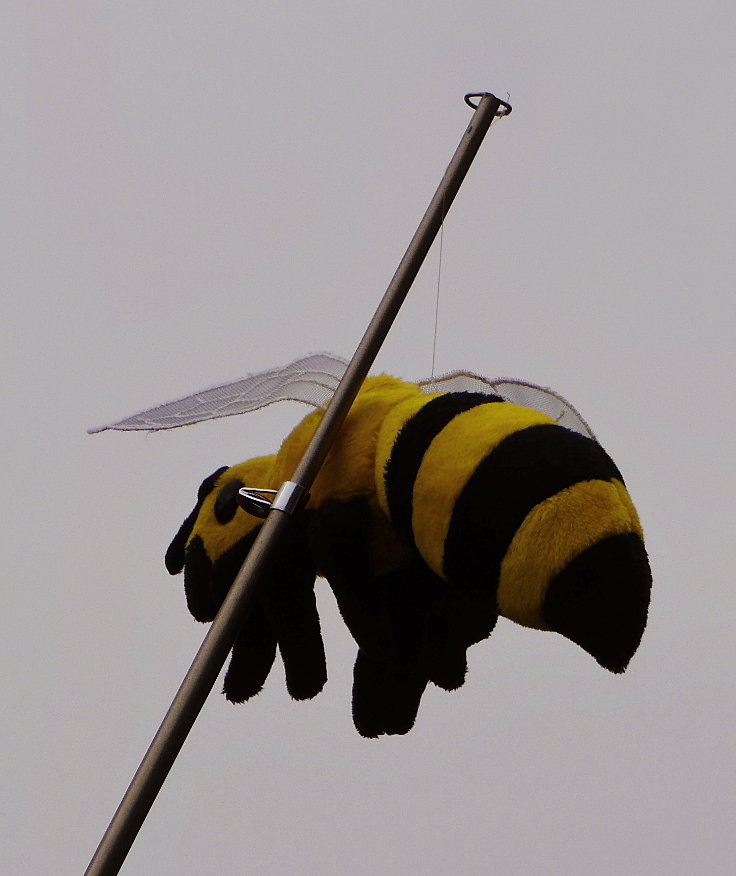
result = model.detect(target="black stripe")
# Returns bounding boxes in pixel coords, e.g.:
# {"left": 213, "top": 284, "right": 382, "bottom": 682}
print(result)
{"left": 543, "top": 532, "right": 651, "bottom": 673}
{"left": 384, "top": 392, "right": 502, "bottom": 543}
{"left": 443, "top": 423, "right": 623, "bottom": 589}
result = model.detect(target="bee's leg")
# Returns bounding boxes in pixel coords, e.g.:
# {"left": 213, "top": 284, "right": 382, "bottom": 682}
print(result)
{"left": 216, "top": 522, "right": 327, "bottom": 702}
{"left": 307, "top": 498, "right": 394, "bottom": 657}
{"left": 181, "top": 534, "right": 221, "bottom": 622}
{"left": 309, "top": 499, "right": 490, "bottom": 735}
{"left": 424, "top": 580, "right": 499, "bottom": 691}
{"left": 409, "top": 564, "right": 472, "bottom": 691}
{"left": 358, "top": 562, "right": 442, "bottom": 736}
{"left": 262, "top": 520, "right": 327, "bottom": 700}
{"left": 308, "top": 498, "right": 431, "bottom": 736}
{"left": 352, "top": 649, "right": 426, "bottom": 738}
{"left": 224, "top": 603, "right": 278, "bottom": 702}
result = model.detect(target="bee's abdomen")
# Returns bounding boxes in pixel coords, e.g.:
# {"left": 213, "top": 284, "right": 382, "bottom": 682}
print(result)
{"left": 543, "top": 531, "right": 651, "bottom": 672}
{"left": 443, "top": 423, "right": 625, "bottom": 592}
{"left": 383, "top": 388, "right": 651, "bottom": 672}
{"left": 383, "top": 392, "right": 500, "bottom": 544}
{"left": 387, "top": 399, "right": 558, "bottom": 577}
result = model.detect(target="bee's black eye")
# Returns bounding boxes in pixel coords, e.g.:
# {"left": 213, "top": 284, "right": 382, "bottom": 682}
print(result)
{"left": 214, "top": 479, "right": 245, "bottom": 524}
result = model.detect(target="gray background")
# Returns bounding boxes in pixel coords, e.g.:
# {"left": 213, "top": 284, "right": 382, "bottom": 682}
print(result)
{"left": 5, "top": 2, "right": 735, "bottom": 873}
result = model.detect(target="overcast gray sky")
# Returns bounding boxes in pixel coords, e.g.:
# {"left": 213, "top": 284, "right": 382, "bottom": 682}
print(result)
{"left": 5, "top": 2, "right": 735, "bottom": 873}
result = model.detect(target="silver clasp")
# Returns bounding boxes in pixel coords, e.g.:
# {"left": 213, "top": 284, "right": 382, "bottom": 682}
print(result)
{"left": 237, "top": 481, "right": 309, "bottom": 518}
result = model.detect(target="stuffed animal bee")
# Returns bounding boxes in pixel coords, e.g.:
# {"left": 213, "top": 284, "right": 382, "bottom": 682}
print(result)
{"left": 94, "top": 354, "right": 652, "bottom": 737}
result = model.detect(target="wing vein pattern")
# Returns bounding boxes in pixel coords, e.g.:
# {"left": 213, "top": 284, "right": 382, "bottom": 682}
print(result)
{"left": 89, "top": 353, "right": 595, "bottom": 441}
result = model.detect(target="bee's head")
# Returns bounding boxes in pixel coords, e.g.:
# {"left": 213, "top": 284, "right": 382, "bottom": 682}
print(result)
{"left": 164, "top": 456, "right": 277, "bottom": 622}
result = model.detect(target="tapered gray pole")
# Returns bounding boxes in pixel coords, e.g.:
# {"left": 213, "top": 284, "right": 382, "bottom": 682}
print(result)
{"left": 85, "top": 91, "right": 509, "bottom": 876}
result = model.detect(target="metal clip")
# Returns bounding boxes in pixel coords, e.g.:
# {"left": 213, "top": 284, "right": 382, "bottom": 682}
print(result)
{"left": 237, "top": 487, "right": 278, "bottom": 518}
{"left": 237, "top": 481, "right": 309, "bottom": 518}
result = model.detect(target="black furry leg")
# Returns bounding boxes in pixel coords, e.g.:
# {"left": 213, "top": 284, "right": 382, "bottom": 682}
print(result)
{"left": 309, "top": 497, "right": 487, "bottom": 736}
{"left": 352, "top": 650, "right": 428, "bottom": 738}
{"left": 224, "top": 604, "right": 278, "bottom": 702}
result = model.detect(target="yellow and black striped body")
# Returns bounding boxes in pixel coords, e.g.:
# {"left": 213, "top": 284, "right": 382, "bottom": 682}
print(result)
{"left": 373, "top": 387, "right": 650, "bottom": 672}
{"left": 170, "top": 373, "right": 651, "bottom": 700}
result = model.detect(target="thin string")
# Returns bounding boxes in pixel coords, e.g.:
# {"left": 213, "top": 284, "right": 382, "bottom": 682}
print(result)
{"left": 431, "top": 211, "right": 444, "bottom": 379}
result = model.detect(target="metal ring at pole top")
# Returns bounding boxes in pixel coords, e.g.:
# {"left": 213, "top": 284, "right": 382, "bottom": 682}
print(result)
{"left": 464, "top": 92, "right": 512, "bottom": 115}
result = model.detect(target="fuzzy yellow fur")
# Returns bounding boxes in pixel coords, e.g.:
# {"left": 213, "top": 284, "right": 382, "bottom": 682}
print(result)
{"left": 188, "top": 456, "right": 275, "bottom": 562}
{"left": 497, "top": 478, "right": 643, "bottom": 629}
{"left": 273, "top": 375, "right": 430, "bottom": 507}
{"left": 191, "top": 377, "right": 428, "bottom": 573}
{"left": 411, "top": 403, "right": 555, "bottom": 577}
{"left": 274, "top": 375, "right": 430, "bottom": 573}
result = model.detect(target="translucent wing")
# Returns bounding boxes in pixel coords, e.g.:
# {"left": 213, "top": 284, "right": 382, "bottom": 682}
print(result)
{"left": 418, "top": 371, "right": 596, "bottom": 441}
{"left": 89, "top": 353, "right": 595, "bottom": 442}
{"left": 88, "top": 353, "right": 348, "bottom": 433}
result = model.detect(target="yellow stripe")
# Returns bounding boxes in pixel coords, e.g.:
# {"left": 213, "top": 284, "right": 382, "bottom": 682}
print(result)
{"left": 497, "top": 478, "right": 642, "bottom": 629}
{"left": 272, "top": 375, "right": 426, "bottom": 508}
{"left": 411, "top": 403, "right": 554, "bottom": 577}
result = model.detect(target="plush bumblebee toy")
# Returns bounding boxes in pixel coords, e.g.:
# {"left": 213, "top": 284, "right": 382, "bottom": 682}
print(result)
{"left": 94, "top": 354, "right": 652, "bottom": 737}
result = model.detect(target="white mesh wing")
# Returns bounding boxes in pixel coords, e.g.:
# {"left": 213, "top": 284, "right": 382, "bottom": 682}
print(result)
{"left": 88, "top": 353, "right": 348, "bottom": 433}
{"left": 89, "top": 353, "right": 595, "bottom": 442}
{"left": 418, "top": 371, "right": 596, "bottom": 440}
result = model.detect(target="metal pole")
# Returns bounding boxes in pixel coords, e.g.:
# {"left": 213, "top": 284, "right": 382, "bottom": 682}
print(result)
{"left": 292, "top": 92, "right": 508, "bottom": 488}
{"left": 85, "top": 92, "right": 509, "bottom": 876}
